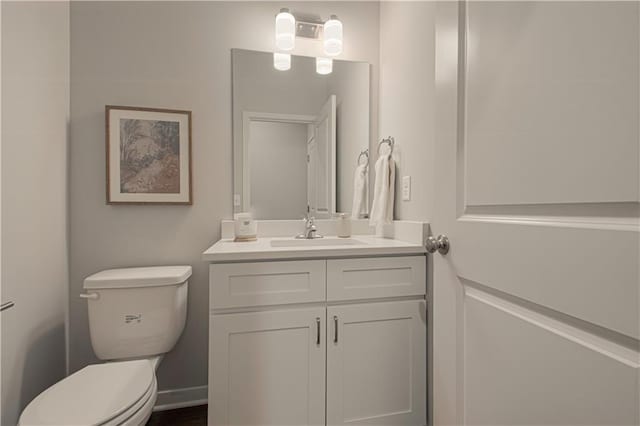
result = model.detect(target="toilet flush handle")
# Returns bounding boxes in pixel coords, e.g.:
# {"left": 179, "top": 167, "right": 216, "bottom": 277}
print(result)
{"left": 79, "top": 292, "right": 100, "bottom": 300}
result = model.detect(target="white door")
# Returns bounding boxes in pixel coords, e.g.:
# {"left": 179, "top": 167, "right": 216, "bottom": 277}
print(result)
{"left": 209, "top": 308, "right": 326, "bottom": 426}
{"left": 310, "top": 95, "right": 337, "bottom": 219}
{"left": 326, "top": 300, "right": 426, "bottom": 426}
{"left": 432, "top": 2, "right": 639, "bottom": 426}
{"left": 307, "top": 125, "right": 318, "bottom": 216}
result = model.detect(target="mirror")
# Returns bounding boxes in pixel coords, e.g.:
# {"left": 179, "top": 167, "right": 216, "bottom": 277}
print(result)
{"left": 232, "top": 48, "right": 370, "bottom": 220}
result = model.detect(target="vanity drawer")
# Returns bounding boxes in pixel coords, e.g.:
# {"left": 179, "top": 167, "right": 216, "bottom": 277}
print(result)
{"left": 210, "top": 260, "right": 326, "bottom": 309}
{"left": 327, "top": 256, "right": 426, "bottom": 301}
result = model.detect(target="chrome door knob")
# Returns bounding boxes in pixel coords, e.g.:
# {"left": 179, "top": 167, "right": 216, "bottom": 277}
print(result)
{"left": 426, "top": 235, "right": 450, "bottom": 255}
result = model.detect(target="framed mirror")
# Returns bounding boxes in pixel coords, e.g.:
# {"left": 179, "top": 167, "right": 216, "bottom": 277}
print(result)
{"left": 232, "top": 48, "right": 370, "bottom": 220}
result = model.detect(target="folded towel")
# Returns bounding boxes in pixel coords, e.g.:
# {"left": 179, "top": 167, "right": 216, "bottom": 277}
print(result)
{"left": 369, "top": 145, "right": 395, "bottom": 228}
{"left": 351, "top": 164, "right": 368, "bottom": 218}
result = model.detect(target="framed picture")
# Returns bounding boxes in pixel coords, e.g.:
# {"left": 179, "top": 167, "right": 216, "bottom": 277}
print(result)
{"left": 106, "top": 105, "right": 192, "bottom": 204}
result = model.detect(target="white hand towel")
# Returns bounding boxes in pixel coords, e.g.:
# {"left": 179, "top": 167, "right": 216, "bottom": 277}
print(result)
{"left": 351, "top": 164, "right": 368, "bottom": 218}
{"left": 369, "top": 146, "right": 395, "bottom": 228}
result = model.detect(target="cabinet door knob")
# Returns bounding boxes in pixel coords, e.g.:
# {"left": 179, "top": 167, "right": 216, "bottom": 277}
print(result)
{"left": 426, "top": 235, "right": 450, "bottom": 255}
{"left": 333, "top": 316, "right": 339, "bottom": 343}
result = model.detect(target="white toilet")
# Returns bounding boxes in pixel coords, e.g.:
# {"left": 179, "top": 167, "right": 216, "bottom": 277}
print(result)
{"left": 19, "top": 265, "right": 192, "bottom": 426}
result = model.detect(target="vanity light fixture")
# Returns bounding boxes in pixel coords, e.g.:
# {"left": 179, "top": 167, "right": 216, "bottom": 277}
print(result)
{"left": 323, "top": 15, "right": 343, "bottom": 56}
{"left": 275, "top": 8, "right": 296, "bottom": 51}
{"left": 316, "top": 57, "right": 333, "bottom": 75}
{"left": 273, "top": 52, "right": 291, "bottom": 71}
{"left": 273, "top": 9, "right": 342, "bottom": 73}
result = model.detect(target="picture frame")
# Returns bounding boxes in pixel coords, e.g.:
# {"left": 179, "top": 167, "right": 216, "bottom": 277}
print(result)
{"left": 106, "top": 105, "right": 192, "bottom": 204}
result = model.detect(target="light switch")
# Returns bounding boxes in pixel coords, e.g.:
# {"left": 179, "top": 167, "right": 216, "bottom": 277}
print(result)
{"left": 234, "top": 194, "right": 241, "bottom": 207}
{"left": 402, "top": 176, "right": 411, "bottom": 201}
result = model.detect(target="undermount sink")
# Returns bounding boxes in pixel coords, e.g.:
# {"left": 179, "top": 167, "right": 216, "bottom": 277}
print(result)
{"left": 270, "top": 238, "right": 365, "bottom": 248}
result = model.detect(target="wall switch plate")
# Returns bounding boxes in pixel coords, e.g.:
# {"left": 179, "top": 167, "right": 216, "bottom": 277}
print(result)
{"left": 233, "top": 194, "right": 241, "bottom": 207}
{"left": 402, "top": 176, "right": 411, "bottom": 201}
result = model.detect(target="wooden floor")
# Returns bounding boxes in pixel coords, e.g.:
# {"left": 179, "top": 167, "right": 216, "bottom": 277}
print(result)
{"left": 146, "top": 405, "right": 207, "bottom": 426}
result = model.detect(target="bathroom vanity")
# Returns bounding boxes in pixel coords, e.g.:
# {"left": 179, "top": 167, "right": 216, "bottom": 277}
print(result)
{"left": 203, "top": 221, "right": 428, "bottom": 426}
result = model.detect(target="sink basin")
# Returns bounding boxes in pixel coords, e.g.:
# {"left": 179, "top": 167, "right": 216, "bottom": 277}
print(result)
{"left": 270, "top": 238, "right": 365, "bottom": 248}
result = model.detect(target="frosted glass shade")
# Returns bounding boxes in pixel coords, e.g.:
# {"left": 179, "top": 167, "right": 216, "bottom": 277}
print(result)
{"left": 273, "top": 52, "right": 291, "bottom": 71}
{"left": 316, "top": 57, "right": 333, "bottom": 75}
{"left": 323, "top": 15, "right": 343, "bottom": 56}
{"left": 275, "top": 9, "right": 295, "bottom": 51}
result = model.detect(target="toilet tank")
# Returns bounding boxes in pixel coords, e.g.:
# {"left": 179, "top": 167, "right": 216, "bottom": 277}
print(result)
{"left": 83, "top": 266, "right": 192, "bottom": 361}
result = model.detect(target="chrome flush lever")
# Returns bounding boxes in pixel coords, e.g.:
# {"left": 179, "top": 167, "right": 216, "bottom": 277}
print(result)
{"left": 79, "top": 293, "right": 100, "bottom": 300}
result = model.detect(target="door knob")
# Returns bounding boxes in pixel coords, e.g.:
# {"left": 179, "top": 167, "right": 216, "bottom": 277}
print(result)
{"left": 426, "top": 235, "right": 450, "bottom": 255}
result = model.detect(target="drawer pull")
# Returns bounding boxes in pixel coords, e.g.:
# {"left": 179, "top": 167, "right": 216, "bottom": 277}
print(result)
{"left": 316, "top": 317, "right": 321, "bottom": 345}
{"left": 1, "top": 301, "right": 14, "bottom": 312}
{"left": 333, "top": 315, "right": 339, "bottom": 343}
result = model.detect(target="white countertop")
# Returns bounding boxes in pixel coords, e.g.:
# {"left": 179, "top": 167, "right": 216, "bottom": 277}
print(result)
{"left": 202, "top": 235, "right": 426, "bottom": 262}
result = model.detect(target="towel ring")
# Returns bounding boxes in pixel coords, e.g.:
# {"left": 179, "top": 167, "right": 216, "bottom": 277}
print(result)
{"left": 378, "top": 136, "right": 395, "bottom": 155}
{"left": 357, "top": 149, "right": 369, "bottom": 166}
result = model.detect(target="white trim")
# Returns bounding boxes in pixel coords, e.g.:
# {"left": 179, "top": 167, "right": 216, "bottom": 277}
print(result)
{"left": 241, "top": 111, "right": 317, "bottom": 212}
{"left": 153, "top": 385, "right": 208, "bottom": 412}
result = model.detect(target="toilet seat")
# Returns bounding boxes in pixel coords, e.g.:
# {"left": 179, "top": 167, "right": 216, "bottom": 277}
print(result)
{"left": 105, "top": 375, "right": 157, "bottom": 426}
{"left": 19, "top": 359, "right": 155, "bottom": 426}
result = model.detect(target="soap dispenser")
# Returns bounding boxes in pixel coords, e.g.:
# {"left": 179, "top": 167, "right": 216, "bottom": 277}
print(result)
{"left": 336, "top": 213, "right": 352, "bottom": 238}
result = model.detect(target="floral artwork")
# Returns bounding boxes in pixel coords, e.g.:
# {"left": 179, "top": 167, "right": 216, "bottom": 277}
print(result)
{"left": 119, "top": 119, "right": 180, "bottom": 194}
{"left": 106, "top": 106, "right": 192, "bottom": 204}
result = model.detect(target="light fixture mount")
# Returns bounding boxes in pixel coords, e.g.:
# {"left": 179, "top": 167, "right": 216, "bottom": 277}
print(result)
{"left": 295, "top": 15, "right": 324, "bottom": 39}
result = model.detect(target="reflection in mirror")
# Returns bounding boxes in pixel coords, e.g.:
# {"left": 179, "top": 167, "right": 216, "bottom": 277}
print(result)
{"left": 232, "top": 49, "right": 370, "bottom": 220}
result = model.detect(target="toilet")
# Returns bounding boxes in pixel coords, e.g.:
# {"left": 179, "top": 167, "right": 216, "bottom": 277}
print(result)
{"left": 19, "top": 265, "right": 192, "bottom": 426}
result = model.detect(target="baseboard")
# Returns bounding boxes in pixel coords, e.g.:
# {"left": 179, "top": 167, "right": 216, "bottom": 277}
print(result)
{"left": 153, "top": 385, "right": 208, "bottom": 412}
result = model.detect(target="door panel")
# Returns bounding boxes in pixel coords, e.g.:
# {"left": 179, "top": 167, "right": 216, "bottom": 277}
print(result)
{"left": 455, "top": 220, "right": 639, "bottom": 338}
{"left": 464, "top": 288, "right": 638, "bottom": 426}
{"left": 465, "top": 1, "right": 639, "bottom": 205}
{"left": 209, "top": 308, "right": 326, "bottom": 426}
{"left": 433, "top": 2, "right": 640, "bottom": 425}
{"left": 327, "top": 301, "right": 426, "bottom": 426}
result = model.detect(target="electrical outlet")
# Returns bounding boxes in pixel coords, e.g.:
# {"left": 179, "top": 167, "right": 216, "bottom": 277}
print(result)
{"left": 402, "top": 176, "right": 411, "bottom": 201}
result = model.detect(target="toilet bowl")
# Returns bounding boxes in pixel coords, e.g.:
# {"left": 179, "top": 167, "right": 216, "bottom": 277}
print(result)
{"left": 19, "top": 266, "right": 192, "bottom": 426}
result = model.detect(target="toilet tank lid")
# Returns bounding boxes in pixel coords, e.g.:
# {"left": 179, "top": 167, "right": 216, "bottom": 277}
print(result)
{"left": 84, "top": 265, "right": 192, "bottom": 289}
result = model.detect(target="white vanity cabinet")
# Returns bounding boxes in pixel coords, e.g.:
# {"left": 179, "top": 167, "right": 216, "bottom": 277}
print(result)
{"left": 208, "top": 255, "right": 427, "bottom": 426}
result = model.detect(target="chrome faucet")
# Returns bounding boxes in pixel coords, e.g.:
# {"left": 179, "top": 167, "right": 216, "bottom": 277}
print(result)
{"left": 296, "top": 214, "right": 323, "bottom": 239}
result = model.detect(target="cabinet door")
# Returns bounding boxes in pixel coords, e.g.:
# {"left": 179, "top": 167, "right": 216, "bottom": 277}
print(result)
{"left": 327, "top": 300, "right": 426, "bottom": 426}
{"left": 210, "top": 308, "right": 326, "bottom": 426}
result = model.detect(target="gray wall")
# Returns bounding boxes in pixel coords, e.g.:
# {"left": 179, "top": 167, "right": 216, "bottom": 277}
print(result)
{"left": 69, "top": 1, "right": 379, "bottom": 393}
{"left": 1, "top": 2, "right": 69, "bottom": 424}
{"left": 378, "top": 5, "right": 436, "bottom": 424}
{"left": 379, "top": 1, "right": 436, "bottom": 222}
